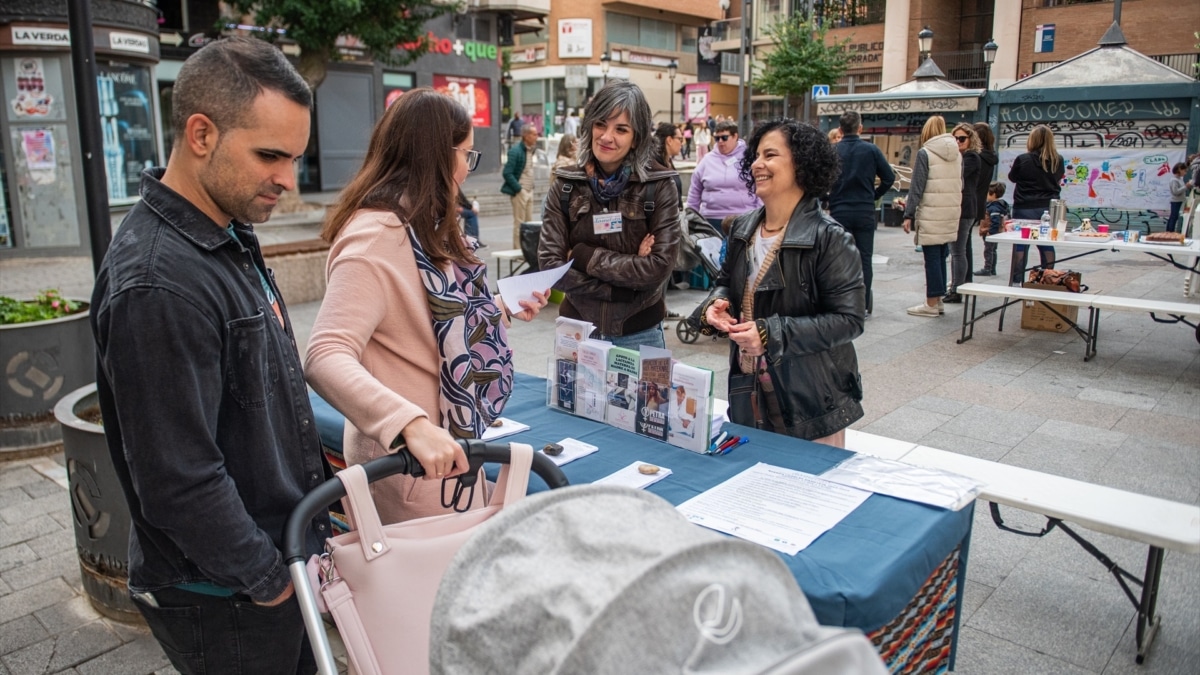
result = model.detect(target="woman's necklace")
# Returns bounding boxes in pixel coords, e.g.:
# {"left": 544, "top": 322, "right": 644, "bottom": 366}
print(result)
{"left": 761, "top": 222, "right": 786, "bottom": 235}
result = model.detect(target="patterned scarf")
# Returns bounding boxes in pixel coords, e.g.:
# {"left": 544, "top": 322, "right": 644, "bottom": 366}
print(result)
{"left": 587, "top": 162, "right": 632, "bottom": 205}
{"left": 408, "top": 233, "right": 514, "bottom": 439}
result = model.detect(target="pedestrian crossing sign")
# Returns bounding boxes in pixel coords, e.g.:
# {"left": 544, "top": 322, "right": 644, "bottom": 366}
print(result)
{"left": 812, "top": 84, "right": 830, "bottom": 98}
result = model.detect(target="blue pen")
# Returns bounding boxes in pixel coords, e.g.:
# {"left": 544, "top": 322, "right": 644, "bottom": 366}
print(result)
{"left": 721, "top": 437, "right": 749, "bottom": 455}
{"left": 709, "top": 431, "right": 729, "bottom": 454}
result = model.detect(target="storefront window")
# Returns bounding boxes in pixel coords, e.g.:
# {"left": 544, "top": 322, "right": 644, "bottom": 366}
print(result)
{"left": 97, "top": 62, "right": 159, "bottom": 205}
{"left": 383, "top": 72, "right": 414, "bottom": 108}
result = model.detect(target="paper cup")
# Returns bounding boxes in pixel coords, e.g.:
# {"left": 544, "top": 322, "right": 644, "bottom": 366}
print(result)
{"left": 1020, "top": 226, "right": 1031, "bottom": 239}
{"left": 1096, "top": 224, "right": 1109, "bottom": 234}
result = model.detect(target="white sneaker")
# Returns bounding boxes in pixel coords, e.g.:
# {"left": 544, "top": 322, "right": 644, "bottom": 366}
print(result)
{"left": 907, "top": 303, "right": 940, "bottom": 317}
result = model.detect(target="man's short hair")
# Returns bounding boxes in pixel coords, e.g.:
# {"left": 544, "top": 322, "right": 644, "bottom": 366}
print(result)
{"left": 715, "top": 120, "right": 739, "bottom": 136}
{"left": 838, "top": 111, "right": 861, "bottom": 135}
{"left": 521, "top": 124, "right": 538, "bottom": 136}
{"left": 988, "top": 181, "right": 1006, "bottom": 197}
{"left": 170, "top": 37, "right": 310, "bottom": 141}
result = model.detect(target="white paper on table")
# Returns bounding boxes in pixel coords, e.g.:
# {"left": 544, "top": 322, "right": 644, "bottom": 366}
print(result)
{"left": 594, "top": 461, "right": 672, "bottom": 489}
{"left": 480, "top": 417, "right": 530, "bottom": 441}
{"left": 496, "top": 261, "right": 573, "bottom": 308}
{"left": 711, "top": 398, "right": 729, "bottom": 438}
{"left": 821, "top": 455, "right": 981, "bottom": 512}
{"left": 676, "top": 462, "right": 871, "bottom": 555}
{"left": 540, "top": 438, "right": 599, "bottom": 466}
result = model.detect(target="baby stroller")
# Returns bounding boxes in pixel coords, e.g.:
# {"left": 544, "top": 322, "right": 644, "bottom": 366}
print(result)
{"left": 429, "top": 485, "right": 889, "bottom": 674}
{"left": 283, "top": 439, "right": 570, "bottom": 675}
{"left": 672, "top": 206, "right": 725, "bottom": 344}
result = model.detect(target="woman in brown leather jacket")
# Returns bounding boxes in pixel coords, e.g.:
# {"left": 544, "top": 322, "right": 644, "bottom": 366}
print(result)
{"left": 691, "top": 119, "right": 865, "bottom": 447}
{"left": 538, "top": 80, "right": 681, "bottom": 349}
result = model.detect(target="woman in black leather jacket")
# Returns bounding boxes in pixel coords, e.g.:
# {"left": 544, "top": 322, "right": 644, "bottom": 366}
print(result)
{"left": 690, "top": 119, "right": 865, "bottom": 447}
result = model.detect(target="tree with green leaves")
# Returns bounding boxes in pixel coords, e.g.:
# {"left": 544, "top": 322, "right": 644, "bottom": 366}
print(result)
{"left": 754, "top": 14, "right": 850, "bottom": 110}
{"left": 227, "top": 0, "right": 455, "bottom": 88}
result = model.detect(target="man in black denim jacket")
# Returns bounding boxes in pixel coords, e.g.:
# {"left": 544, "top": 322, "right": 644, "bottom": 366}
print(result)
{"left": 91, "top": 38, "right": 329, "bottom": 674}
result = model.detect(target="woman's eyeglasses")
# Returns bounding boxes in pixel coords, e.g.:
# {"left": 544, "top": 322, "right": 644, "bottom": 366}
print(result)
{"left": 714, "top": 134, "right": 732, "bottom": 142}
{"left": 452, "top": 147, "right": 482, "bottom": 172}
{"left": 954, "top": 136, "right": 969, "bottom": 143}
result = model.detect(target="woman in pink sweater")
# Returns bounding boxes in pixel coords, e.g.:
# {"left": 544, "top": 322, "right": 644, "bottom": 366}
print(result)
{"left": 305, "top": 89, "right": 546, "bottom": 523}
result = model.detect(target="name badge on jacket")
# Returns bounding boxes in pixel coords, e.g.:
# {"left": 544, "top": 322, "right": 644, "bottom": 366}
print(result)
{"left": 593, "top": 211, "right": 623, "bottom": 235}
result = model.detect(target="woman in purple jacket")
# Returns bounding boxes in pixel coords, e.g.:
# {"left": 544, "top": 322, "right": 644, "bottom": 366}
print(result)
{"left": 687, "top": 120, "right": 762, "bottom": 230}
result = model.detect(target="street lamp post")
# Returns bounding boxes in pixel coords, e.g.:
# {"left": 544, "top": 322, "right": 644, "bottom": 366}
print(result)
{"left": 917, "top": 26, "right": 934, "bottom": 59}
{"left": 600, "top": 50, "right": 611, "bottom": 85}
{"left": 667, "top": 59, "right": 677, "bottom": 123}
{"left": 982, "top": 39, "right": 999, "bottom": 89}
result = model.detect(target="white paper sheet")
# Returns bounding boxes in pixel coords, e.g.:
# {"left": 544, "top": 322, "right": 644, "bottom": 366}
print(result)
{"left": 496, "top": 261, "right": 573, "bottom": 307}
{"left": 540, "top": 438, "right": 599, "bottom": 466}
{"left": 711, "top": 398, "right": 729, "bottom": 438}
{"left": 676, "top": 462, "right": 871, "bottom": 555}
{"left": 821, "top": 455, "right": 981, "bottom": 511}
{"left": 480, "top": 417, "right": 530, "bottom": 441}
{"left": 594, "top": 461, "right": 673, "bottom": 489}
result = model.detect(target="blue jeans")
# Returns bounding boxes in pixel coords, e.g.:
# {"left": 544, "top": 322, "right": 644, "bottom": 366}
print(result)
{"left": 461, "top": 210, "right": 479, "bottom": 238}
{"left": 134, "top": 587, "right": 315, "bottom": 675}
{"left": 1009, "top": 207, "right": 1057, "bottom": 284}
{"left": 598, "top": 324, "right": 666, "bottom": 350}
{"left": 1165, "top": 201, "right": 1182, "bottom": 233}
{"left": 922, "top": 243, "right": 949, "bottom": 299}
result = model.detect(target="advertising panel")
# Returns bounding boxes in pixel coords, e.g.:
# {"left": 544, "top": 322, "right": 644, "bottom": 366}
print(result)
{"left": 433, "top": 74, "right": 491, "bottom": 127}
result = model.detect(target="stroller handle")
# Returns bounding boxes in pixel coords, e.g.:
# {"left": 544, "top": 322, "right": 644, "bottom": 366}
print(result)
{"left": 283, "top": 439, "right": 569, "bottom": 564}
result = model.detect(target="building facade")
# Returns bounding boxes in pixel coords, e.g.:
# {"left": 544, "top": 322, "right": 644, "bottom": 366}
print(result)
{"left": 0, "top": 0, "right": 161, "bottom": 258}
{"left": 505, "top": 1, "right": 731, "bottom": 135}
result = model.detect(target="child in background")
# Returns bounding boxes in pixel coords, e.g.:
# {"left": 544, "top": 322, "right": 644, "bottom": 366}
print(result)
{"left": 457, "top": 192, "right": 481, "bottom": 242}
{"left": 719, "top": 214, "right": 737, "bottom": 267}
{"left": 977, "top": 182, "right": 1009, "bottom": 276}
{"left": 1166, "top": 162, "right": 1188, "bottom": 233}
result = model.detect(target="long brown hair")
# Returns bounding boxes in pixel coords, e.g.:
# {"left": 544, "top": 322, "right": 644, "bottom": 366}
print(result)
{"left": 1027, "top": 125, "right": 1062, "bottom": 174}
{"left": 322, "top": 88, "right": 472, "bottom": 266}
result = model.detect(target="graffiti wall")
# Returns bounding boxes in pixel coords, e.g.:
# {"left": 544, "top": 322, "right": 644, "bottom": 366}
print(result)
{"left": 997, "top": 103, "right": 1190, "bottom": 228}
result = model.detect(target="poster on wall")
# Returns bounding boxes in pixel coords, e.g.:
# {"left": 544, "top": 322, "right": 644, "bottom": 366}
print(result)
{"left": 433, "top": 74, "right": 491, "bottom": 127}
{"left": 1000, "top": 148, "right": 1185, "bottom": 211}
{"left": 685, "top": 85, "right": 709, "bottom": 124}
{"left": 697, "top": 26, "right": 721, "bottom": 83}
{"left": 558, "top": 19, "right": 593, "bottom": 59}
{"left": 20, "top": 129, "right": 55, "bottom": 172}
{"left": 97, "top": 63, "right": 159, "bottom": 203}
{"left": 11, "top": 57, "right": 53, "bottom": 118}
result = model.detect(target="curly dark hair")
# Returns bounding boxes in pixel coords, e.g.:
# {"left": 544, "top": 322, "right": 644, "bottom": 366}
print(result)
{"left": 738, "top": 119, "right": 840, "bottom": 198}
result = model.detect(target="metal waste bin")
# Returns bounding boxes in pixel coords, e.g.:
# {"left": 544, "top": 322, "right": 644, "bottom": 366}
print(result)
{"left": 55, "top": 384, "right": 140, "bottom": 623}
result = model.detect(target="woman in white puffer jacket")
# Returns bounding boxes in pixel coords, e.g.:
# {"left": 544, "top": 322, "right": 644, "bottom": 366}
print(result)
{"left": 901, "top": 115, "right": 962, "bottom": 317}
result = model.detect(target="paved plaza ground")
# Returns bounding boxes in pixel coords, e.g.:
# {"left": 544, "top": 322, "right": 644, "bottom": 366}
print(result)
{"left": 1, "top": 176, "right": 1197, "bottom": 673}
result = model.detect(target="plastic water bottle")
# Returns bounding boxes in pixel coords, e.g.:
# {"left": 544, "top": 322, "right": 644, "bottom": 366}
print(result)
{"left": 1039, "top": 211, "right": 1051, "bottom": 240}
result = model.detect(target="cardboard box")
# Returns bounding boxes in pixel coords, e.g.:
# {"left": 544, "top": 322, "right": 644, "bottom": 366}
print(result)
{"left": 1020, "top": 283, "right": 1079, "bottom": 333}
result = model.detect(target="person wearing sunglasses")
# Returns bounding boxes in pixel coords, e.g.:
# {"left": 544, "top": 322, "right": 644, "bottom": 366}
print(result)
{"left": 943, "top": 123, "right": 981, "bottom": 304}
{"left": 687, "top": 120, "right": 762, "bottom": 231}
{"left": 538, "top": 80, "right": 681, "bottom": 350}
{"left": 306, "top": 89, "right": 548, "bottom": 525}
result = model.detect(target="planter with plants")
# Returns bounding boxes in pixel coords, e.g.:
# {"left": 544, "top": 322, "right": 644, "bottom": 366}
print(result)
{"left": 0, "top": 290, "right": 95, "bottom": 457}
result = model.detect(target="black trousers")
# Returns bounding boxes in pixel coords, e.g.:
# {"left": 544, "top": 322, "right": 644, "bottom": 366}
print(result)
{"left": 134, "top": 586, "right": 316, "bottom": 675}
{"left": 831, "top": 210, "right": 876, "bottom": 311}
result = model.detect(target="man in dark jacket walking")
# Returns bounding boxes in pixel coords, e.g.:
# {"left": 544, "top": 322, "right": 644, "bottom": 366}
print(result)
{"left": 828, "top": 110, "right": 895, "bottom": 315}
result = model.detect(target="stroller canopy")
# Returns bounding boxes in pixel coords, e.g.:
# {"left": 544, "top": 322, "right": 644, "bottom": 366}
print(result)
{"left": 430, "top": 485, "right": 886, "bottom": 674}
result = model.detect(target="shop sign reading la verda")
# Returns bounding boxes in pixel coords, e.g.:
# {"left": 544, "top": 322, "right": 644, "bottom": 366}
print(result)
{"left": 399, "top": 32, "right": 497, "bottom": 62}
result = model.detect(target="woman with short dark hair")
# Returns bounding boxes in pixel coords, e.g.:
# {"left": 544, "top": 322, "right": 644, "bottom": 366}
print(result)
{"left": 538, "top": 80, "right": 682, "bottom": 349}
{"left": 691, "top": 119, "right": 865, "bottom": 448}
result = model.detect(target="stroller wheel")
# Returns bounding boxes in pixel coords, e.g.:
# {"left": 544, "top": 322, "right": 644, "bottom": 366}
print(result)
{"left": 676, "top": 319, "right": 700, "bottom": 344}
